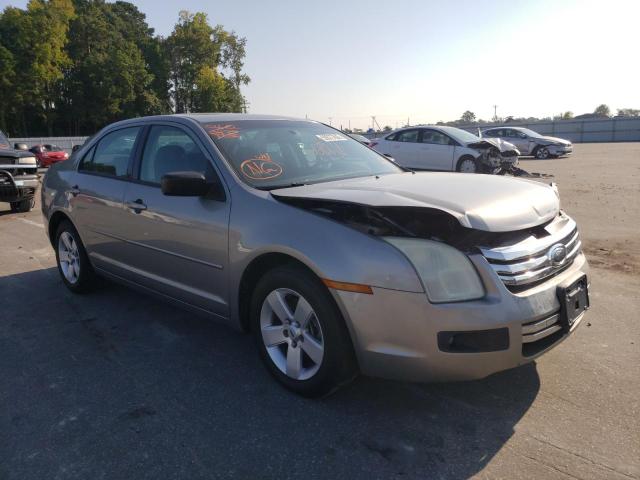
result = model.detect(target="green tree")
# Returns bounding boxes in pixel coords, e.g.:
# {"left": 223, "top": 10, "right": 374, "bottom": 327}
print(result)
{"left": 0, "top": 44, "right": 16, "bottom": 131}
{"left": 25, "top": 0, "right": 75, "bottom": 135}
{"left": 461, "top": 111, "right": 476, "bottom": 123}
{"left": 0, "top": 7, "right": 33, "bottom": 135}
{"left": 593, "top": 104, "right": 611, "bottom": 117}
{"left": 167, "top": 11, "right": 249, "bottom": 113}
{"left": 63, "top": 0, "right": 159, "bottom": 133}
{"left": 193, "top": 66, "right": 228, "bottom": 112}
{"left": 561, "top": 111, "right": 573, "bottom": 119}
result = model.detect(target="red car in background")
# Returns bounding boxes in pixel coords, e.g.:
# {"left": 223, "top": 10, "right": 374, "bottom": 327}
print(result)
{"left": 29, "top": 144, "right": 69, "bottom": 167}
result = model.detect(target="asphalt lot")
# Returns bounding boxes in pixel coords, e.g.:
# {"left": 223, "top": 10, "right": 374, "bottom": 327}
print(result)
{"left": 1, "top": 143, "right": 639, "bottom": 480}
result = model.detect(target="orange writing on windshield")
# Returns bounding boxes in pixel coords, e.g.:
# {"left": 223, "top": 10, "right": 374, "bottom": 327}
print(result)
{"left": 240, "top": 153, "right": 283, "bottom": 180}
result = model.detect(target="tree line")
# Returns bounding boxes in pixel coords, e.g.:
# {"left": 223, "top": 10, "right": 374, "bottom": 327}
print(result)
{"left": 0, "top": 0, "right": 250, "bottom": 137}
{"left": 445, "top": 104, "right": 639, "bottom": 127}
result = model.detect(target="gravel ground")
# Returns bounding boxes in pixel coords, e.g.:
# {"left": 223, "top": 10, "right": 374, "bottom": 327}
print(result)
{"left": 0, "top": 143, "right": 638, "bottom": 479}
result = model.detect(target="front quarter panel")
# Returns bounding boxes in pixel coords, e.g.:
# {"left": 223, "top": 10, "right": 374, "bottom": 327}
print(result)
{"left": 227, "top": 188, "right": 425, "bottom": 321}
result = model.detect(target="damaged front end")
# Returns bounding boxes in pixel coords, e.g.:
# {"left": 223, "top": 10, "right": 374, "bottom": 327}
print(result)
{"left": 468, "top": 138, "right": 519, "bottom": 174}
{"left": 277, "top": 195, "right": 580, "bottom": 294}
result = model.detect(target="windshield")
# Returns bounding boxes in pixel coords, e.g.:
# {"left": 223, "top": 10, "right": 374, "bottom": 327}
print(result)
{"left": 203, "top": 120, "right": 401, "bottom": 189}
{"left": 436, "top": 126, "right": 482, "bottom": 144}
{"left": 0, "top": 130, "right": 9, "bottom": 148}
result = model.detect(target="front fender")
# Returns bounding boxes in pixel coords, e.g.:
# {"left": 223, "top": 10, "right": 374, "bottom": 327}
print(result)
{"left": 227, "top": 190, "right": 425, "bottom": 323}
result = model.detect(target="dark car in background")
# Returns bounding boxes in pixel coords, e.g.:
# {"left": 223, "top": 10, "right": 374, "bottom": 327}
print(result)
{"left": 0, "top": 130, "right": 39, "bottom": 212}
{"left": 30, "top": 144, "right": 70, "bottom": 167}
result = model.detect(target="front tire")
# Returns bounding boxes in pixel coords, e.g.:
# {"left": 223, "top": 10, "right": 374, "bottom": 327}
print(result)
{"left": 456, "top": 155, "right": 478, "bottom": 173}
{"left": 10, "top": 197, "right": 34, "bottom": 213}
{"left": 535, "top": 146, "right": 550, "bottom": 159}
{"left": 251, "top": 265, "right": 357, "bottom": 397}
{"left": 55, "top": 220, "right": 96, "bottom": 293}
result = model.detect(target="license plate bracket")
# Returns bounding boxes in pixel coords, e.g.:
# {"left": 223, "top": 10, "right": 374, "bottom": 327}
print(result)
{"left": 557, "top": 275, "right": 589, "bottom": 331}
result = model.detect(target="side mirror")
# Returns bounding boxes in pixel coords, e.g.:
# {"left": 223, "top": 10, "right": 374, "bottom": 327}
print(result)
{"left": 14, "top": 143, "right": 28, "bottom": 151}
{"left": 72, "top": 144, "right": 81, "bottom": 153}
{"left": 161, "top": 171, "right": 210, "bottom": 197}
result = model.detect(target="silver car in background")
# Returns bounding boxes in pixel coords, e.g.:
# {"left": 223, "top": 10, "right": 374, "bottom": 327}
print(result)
{"left": 482, "top": 126, "right": 573, "bottom": 159}
{"left": 41, "top": 114, "right": 590, "bottom": 397}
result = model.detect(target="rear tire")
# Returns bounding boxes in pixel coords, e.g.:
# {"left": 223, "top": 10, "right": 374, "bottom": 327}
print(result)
{"left": 251, "top": 265, "right": 357, "bottom": 397}
{"left": 55, "top": 220, "right": 96, "bottom": 293}
{"left": 10, "top": 197, "right": 34, "bottom": 213}
{"left": 456, "top": 155, "right": 478, "bottom": 173}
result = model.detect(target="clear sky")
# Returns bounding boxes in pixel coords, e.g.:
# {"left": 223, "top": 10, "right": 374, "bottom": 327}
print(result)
{"left": 2, "top": 0, "right": 638, "bottom": 129}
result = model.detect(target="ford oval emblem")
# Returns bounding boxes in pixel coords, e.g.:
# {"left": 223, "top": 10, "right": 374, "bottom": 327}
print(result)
{"left": 548, "top": 244, "right": 568, "bottom": 266}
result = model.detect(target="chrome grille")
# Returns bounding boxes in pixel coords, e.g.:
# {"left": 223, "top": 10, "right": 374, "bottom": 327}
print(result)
{"left": 480, "top": 215, "right": 582, "bottom": 288}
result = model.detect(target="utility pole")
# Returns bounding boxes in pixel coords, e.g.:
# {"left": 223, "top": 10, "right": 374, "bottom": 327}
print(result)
{"left": 493, "top": 105, "right": 498, "bottom": 122}
{"left": 328, "top": 117, "right": 333, "bottom": 126}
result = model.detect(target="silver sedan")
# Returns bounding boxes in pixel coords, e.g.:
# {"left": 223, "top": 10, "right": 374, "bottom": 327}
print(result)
{"left": 42, "top": 114, "right": 589, "bottom": 396}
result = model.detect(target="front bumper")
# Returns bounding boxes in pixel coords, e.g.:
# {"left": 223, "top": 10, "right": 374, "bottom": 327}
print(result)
{"left": 331, "top": 251, "right": 589, "bottom": 382}
{"left": 548, "top": 144, "right": 573, "bottom": 156}
{"left": 0, "top": 170, "right": 39, "bottom": 202}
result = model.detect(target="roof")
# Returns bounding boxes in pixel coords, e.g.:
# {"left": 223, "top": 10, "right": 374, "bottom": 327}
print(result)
{"left": 174, "top": 113, "right": 310, "bottom": 123}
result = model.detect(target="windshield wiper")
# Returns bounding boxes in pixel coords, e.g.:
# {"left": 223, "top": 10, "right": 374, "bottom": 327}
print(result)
{"left": 257, "top": 182, "right": 309, "bottom": 191}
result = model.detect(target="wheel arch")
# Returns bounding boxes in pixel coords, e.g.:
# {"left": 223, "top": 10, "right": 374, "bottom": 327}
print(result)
{"left": 237, "top": 252, "right": 321, "bottom": 332}
{"left": 47, "top": 210, "right": 77, "bottom": 247}
{"left": 456, "top": 154, "right": 478, "bottom": 172}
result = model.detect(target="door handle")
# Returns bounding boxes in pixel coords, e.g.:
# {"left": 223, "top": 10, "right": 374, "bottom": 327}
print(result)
{"left": 69, "top": 185, "right": 80, "bottom": 197}
{"left": 126, "top": 199, "right": 147, "bottom": 213}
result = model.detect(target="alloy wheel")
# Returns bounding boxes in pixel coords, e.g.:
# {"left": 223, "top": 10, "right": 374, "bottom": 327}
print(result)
{"left": 536, "top": 147, "right": 549, "bottom": 159}
{"left": 260, "top": 288, "right": 325, "bottom": 381}
{"left": 459, "top": 158, "right": 477, "bottom": 173}
{"left": 58, "top": 231, "right": 81, "bottom": 284}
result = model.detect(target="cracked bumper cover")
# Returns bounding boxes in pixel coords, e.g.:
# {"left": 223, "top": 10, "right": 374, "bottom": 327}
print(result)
{"left": 329, "top": 251, "right": 589, "bottom": 382}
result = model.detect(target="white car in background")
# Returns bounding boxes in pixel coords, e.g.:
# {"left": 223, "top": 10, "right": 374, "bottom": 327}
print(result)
{"left": 481, "top": 127, "right": 573, "bottom": 159}
{"left": 370, "top": 126, "right": 519, "bottom": 174}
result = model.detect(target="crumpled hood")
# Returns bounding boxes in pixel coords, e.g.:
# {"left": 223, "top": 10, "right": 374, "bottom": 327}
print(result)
{"left": 538, "top": 135, "right": 571, "bottom": 146}
{"left": 272, "top": 172, "right": 559, "bottom": 232}
{"left": 467, "top": 137, "right": 519, "bottom": 154}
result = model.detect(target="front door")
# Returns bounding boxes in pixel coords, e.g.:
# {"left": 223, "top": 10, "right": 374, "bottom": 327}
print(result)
{"left": 386, "top": 129, "right": 421, "bottom": 168}
{"left": 118, "top": 124, "right": 230, "bottom": 318}
{"left": 506, "top": 129, "right": 531, "bottom": 154}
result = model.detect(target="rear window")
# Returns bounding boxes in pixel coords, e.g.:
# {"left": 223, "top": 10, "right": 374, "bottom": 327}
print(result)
{"left": 203, "top": 120, "right": 400, "bottom": 190}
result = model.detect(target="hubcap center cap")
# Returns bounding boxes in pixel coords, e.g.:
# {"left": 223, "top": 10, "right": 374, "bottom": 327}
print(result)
{"left": 288, "top": 322, "right": 302, "bottom": 340}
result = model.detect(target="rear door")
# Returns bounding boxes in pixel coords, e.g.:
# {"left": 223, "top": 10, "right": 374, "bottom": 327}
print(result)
{"left": 71, "top": 126, "right": 142, "bottom": 271}
{"left": 417, "top": 129, "right": 455, "bottom": 170}
{"left": 118, "top": 123, "right": 230, "bottom": 318}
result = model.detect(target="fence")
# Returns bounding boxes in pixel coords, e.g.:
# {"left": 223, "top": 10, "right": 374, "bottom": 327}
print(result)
{"left": 9, "top": 136, "right": 89, "bottom": 154}
{"left": 9, "top": 118, "right": 640, "bottom": 147}
{"left": 364, "top": 117, "right": 640, "bottom": 143}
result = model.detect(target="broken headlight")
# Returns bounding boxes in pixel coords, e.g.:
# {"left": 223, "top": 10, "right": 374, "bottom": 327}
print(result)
{"left": 384, "top": 237, "right": 484, "bottom": 303}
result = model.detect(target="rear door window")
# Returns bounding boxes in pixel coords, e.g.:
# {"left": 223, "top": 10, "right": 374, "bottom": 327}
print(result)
{"left": 79, "top": 127, "right": 140, "bottom": 177}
